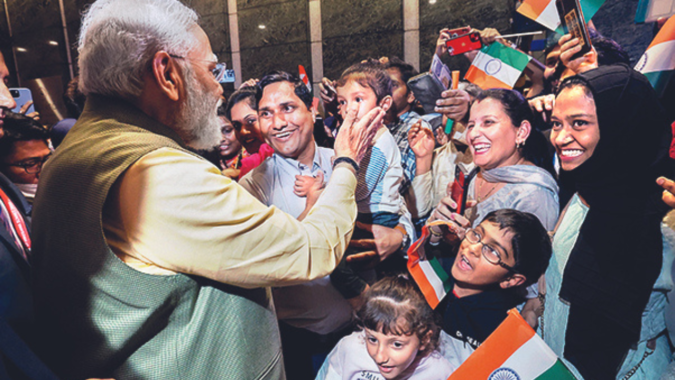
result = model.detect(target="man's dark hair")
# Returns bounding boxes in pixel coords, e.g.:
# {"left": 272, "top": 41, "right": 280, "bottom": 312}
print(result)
{"left": 225, "top": 86, "right": 258, "bottom": 121}
{"left": 591, "top": 34, "right": 630, "bottom": 66}
{"left": 384, "top": 56, "right": 418, "bottom": 90}
{"left": 482, "top": 209, "right": 552, "bottom": 287}
{"left": 256, "top": 71, "right": 313, "bottom": 110}
{"left": 0, "top": 112, "right": 50, "bottom": 160}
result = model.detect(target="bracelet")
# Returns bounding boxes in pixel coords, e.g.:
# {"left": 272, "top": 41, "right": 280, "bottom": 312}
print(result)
{"left": 428, "top": 223, "right": 443, "bottom": 237}
{"left": 333, "top": 156, "right": 360, "bottom": 172}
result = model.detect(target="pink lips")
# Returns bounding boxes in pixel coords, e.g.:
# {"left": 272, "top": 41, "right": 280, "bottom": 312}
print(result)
{"left": 456, "top": 254, "right": 473, "bottom": 271}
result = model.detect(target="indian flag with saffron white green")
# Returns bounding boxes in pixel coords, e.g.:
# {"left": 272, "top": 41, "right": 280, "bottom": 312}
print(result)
{"left": 516, "top": 0, "right": 606, "bottom": 32}
{"left": 465, "top": 43, "right": 532, "bottom": 90}
{"left": 406, "top": 221, "right": 453, "bottom": 309}
{"left": 448, "top": 309, "right": 578, "bottom": 380}
{"left": 636, "top": 15, "right": 675, "bottom": 96}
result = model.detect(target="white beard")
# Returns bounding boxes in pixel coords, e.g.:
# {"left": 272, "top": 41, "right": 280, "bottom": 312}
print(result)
{"left": 175, "top": 64, "right": 223, "bottom": 150}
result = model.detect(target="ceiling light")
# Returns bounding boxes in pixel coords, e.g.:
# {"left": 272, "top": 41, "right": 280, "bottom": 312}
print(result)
{"left": 49, "top": 40, "right": 58, "bottom": 46}
{"left": 16, "top": 47, "right": 26, "bottom": 52}
{"left": 258, "top": 24, "right": 266, "bottom": 29}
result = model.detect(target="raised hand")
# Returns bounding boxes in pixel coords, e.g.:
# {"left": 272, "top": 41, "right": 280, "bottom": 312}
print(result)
{"left": 408, "top": 121, "right": 435, "bottom": 159}
{"left": 528, "top": 94, "right": 555, "bottom": 123}
{"left": 435, "top": 89, "right": 471, "bottom": 122}
{"left": 435, "top": 28, "right": 453, "bottom": 57}
{"left": 333, "top": 103, "right": 385, "bottom": 166}
{"left": 558, "top": 34, "right": 598, "bottom": 77}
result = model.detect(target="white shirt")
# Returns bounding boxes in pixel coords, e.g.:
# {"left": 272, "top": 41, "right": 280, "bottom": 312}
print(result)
{"left": 317, "top": 331, "right": 455, "bottom": 380}
{"left": 240, "top": 145, "right": 353, "bottom": 334}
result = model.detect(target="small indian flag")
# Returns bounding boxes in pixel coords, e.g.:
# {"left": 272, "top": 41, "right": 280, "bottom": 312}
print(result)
{"left": 517, "top": 0, "right": 606, "bottom": 32}
{"left": 406, "top": 221, "right": 453, "bottom": 309}
{"left": 636, "top": 15, "right": 675, "bottom": 96}
{"left": 465, "top": 43, "right": 532, "bottom": 90}
{"left": 299, "top": 65, "right": 312, "bottom": 92}
{"left": 448, "top": 309, "right": 577, "bottom": 380}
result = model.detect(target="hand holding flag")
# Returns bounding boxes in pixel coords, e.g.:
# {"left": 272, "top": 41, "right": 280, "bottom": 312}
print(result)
{"left": 448, "top": 309, "right": 578, "bottom": 380}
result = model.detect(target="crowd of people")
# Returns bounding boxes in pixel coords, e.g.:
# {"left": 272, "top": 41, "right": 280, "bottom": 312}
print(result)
{"left": 2, "top": 0, "right": 675, "bottom": 379}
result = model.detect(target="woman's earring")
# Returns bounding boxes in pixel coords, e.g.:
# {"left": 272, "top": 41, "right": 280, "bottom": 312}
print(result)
{"left": 516, "top": 141, "right": 524, "bottom": 149}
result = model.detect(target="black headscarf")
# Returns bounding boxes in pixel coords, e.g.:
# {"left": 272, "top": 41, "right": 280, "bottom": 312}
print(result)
{"left": 557, "top": 64, "right": 673, "bottom": 341}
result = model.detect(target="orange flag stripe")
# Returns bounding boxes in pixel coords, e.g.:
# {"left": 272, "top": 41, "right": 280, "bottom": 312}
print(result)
{"left": 518, "top": 0, "right": 550, "bottom": 20}
{"left": 465, "top": 66, "right": 512, "bottom": 89}
{"left": 448, "top": 309, "right": 536, "bottom": 380}
{"left": 407, "top": 261, "right": 441, "bottom": 307}
{"left": 649, "top": 16, "right": 675, "bottom": 49}
{"left": 406, "top": 220, "right": 455, "bottom": 308}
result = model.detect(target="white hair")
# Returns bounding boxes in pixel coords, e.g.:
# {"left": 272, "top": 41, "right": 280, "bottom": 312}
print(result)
{"left": 77, "top": 0, "right": 200, "bottom": 100}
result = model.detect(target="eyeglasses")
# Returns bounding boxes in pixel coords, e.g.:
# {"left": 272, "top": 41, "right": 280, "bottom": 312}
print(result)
{"left": 170, "top": 54, "right": 228, "bottom": 83}
{"left": 3, "top": 153, "right": 52, "bottom": 174}
{"left": 464, "top": 228, "right": 517, "bottom": 273}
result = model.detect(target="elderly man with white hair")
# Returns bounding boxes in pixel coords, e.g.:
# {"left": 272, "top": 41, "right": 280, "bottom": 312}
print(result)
{"left": 30, "top": 0, "right": 385, "bottom": 379}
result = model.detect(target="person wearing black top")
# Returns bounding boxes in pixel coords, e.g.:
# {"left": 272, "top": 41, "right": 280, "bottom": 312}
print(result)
{"left": 438, "top": 209, "right": 552, "bottom": 363}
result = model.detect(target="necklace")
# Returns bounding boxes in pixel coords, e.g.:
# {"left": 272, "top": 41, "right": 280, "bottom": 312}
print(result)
{"left": 477, "top": 176, "right": 499, "bottom": 202}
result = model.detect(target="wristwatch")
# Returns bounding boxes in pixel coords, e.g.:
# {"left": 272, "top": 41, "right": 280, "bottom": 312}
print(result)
{"left": 395, "top": 225, "right": 410, "bottom": 250}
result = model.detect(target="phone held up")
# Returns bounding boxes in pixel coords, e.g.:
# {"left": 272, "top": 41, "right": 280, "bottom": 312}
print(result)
{"left": 556, "top": 0, "right": 592, "bottom": 61}
{"left": 445, "top": 32, "right": 483, "bottom": 57}
{"left": 9, "top": 88, "right": 34, "bottom": 114}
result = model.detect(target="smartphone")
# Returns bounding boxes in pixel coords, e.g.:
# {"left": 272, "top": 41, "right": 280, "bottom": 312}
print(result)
{"left": 449, "top": 164, "right": 472, "bottom": 215}
{"left": 10, "top": 88, "right": 34, "bottom": 114}
{"left": 445, "top": 32, "right": 483, "bottom": 56}
{"left": 446, "top": 26, "right": 471, "bottom": 39}
{"left": 556, "top": 0, "right": 592, "bottom": 61}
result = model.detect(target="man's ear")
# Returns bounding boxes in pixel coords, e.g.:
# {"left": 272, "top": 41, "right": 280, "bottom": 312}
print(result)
{"left": 516, "top": 120, "right": 532, "bottom": 146}
{"left": 151, "top": 51, "right": 182, "bottom": 102}
{"left": 379, "top": 95, "right": 393, "bottom": 112}
{"left": 499, "top": 274, "right": 526, "bottom": 289}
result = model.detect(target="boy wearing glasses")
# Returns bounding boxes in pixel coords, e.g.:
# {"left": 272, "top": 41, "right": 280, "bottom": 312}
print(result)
{"left": 0, "top": 112, "right": 51, "bottom": 203}
{"left": 439, "top": 209, "right": 552, "bottom": 365}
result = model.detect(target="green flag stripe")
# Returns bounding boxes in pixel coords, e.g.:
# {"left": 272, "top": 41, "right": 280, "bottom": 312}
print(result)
{"left": 535, "top": 360, "right": 578, "bottom": 380}
{"left": 485, "top": 43, "right": 531, "bottom": 71}
{"left": 429, "top": 257, "right": 453, "bottom": 293}
{"left": 644, "top": 70, "right": 675, "bottom": 97}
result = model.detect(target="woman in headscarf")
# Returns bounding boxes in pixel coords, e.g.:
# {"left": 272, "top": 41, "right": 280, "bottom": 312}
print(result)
{"left": 545, "top": 64, "right": 673, "bottom": 379}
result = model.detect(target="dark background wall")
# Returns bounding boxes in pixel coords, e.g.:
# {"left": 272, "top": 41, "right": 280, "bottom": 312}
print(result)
{"left": 0, "top": 0, "right": 658, "bottom": 123}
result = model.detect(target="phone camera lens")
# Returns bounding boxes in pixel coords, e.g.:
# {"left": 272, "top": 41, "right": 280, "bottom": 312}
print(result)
{"left": 9, "top": 90, "right": 19, "bottom": 98}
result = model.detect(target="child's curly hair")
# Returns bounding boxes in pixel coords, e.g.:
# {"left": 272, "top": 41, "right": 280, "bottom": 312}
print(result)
{"left": 355, "top": 275, "right": 441, "bottom": 356}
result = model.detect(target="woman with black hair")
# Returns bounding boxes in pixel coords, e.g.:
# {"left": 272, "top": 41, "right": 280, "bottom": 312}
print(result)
{"left": 545, "top": 64, "right": 673, "bottom": 379}
{"left": 423, "top": 88, "right": 559, "bottom": 233}
{"left": 224, "top": 85, "right": 274, "bottom": 179}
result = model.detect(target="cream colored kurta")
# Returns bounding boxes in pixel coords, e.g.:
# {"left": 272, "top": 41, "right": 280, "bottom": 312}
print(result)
{"left": 103, "top": 147, "right": 358, "bottom": 288}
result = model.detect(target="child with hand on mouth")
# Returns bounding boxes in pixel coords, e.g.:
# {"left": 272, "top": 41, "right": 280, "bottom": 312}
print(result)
{"left": 294, "top": 59, "right": 414, "bottom": 308}
{"left": 316, "top": 276, "right": 454, "bottom": 380}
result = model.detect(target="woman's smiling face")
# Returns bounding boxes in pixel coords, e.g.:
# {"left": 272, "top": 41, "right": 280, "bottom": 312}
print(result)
{"left": 550, "top": 85, "right": 600, "bottom": 171}
{"left": 466, "top": 98, "right": 527, "bottom": 170}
